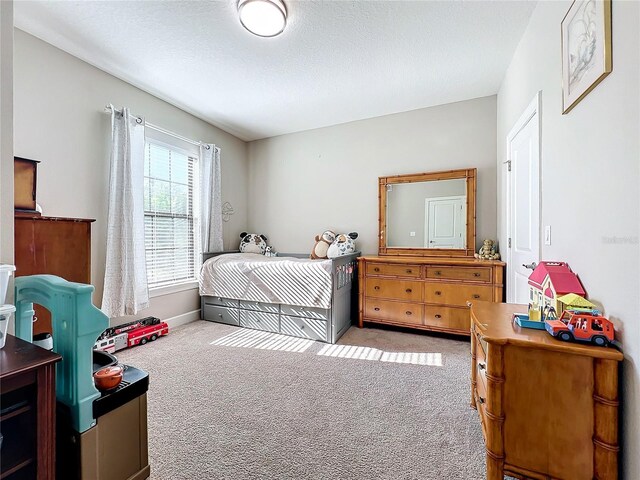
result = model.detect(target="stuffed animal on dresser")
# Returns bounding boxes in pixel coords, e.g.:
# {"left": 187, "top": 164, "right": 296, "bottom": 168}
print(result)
{"left": 474, "top": 239, "right": 500, "bottom": 260}
{"left": 239, "top": 232, "right": 269, "bottom": 255}
{"left": 327, "top": 232, "right": 358, "bottom": 258}
{"left": 310, "top": 230, "right": 336, "bottom": 259}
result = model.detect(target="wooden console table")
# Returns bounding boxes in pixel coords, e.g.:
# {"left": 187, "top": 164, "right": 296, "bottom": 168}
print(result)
{"left": 0, "top": 334, "right": 61, "bottom": 479}
{"left": 470, "top": 301, "right": 623, "bottom": 480}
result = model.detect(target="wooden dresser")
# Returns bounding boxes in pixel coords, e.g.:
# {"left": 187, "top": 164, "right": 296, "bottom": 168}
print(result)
{"left": 358, "top": 256, "right": 504, "bottom": 335}
{"left": 470, "top": 301, "right": 623, "bottom": 480}
{"left": 0, "top": 334, "right": 61, "bottom": 479}
{"left": 14, "top": 214, "right": 94, "bottom": 335}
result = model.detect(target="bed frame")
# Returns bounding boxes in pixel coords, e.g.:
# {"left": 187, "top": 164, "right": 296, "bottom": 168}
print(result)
{"left": 200, "top": 251, "right": 359, "bottom": 344}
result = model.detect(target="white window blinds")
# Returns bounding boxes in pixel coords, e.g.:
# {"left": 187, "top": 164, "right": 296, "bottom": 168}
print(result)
{"left": 144, "top": 141, "right": 200, "bottom": 289}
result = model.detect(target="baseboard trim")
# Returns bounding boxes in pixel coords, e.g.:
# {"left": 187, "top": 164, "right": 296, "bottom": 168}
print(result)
{"left": 165, "top": 309, "right": 200, "bottom": 328}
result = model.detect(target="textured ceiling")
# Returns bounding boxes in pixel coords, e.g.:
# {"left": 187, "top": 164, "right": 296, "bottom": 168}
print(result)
{"left": 15, "top": 1, "right": 536, "bottom": 141}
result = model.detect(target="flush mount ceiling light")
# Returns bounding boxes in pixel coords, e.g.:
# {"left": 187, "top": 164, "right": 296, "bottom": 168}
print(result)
{"left": 238, "top": 0, "right": 287, "bottom": 37}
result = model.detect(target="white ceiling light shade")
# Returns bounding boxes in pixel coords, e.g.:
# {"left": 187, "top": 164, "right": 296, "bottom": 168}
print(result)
{"left": 238, "top": 0, "right": 287, "bottom": 37}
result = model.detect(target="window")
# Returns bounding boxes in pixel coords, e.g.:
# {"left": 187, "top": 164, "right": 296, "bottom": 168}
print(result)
{"left": 144, "top": 140, "right": 200, "bottom": 289}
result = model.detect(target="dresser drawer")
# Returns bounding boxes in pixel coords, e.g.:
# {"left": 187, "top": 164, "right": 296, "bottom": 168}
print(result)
{"left": 474, "top": 375, "right": 488, "bottom": 439}
{"left": 280, "top": 304, "right": 330, "bottom": 321}
{"left": 366, "top": 262, "right": 422, "bottom": 278}
{"left": 203, "top": 304, "right": 239, "bottom": 326}
{"left": 475, "top": 333, "right": 487, "bottom": 367}
{"left": 425, "top": 266, "right": 492, "bottom": 283}
{"left": 424, "top": 306, "right": 470, "bottom": 332}
{"left": 280, "top": 315, "right": 329, "bottom": 342}
{"left": 476, "top": 362, "right": 488, "bottom": 406}
{"left": 239, "top": 300, "right": 280, "bottom": 314}
{"left": 475, "top": 336, "right": 488, "bottom": 401}
{"left": 239, "top": 310, "right": 280, "bottom": 333}
{"left": 364, "top": 299, "right": 423, "bottom": 326}
{"left": 425, "top": 283, "right": 494, "bottom": 306}
{"left": 203, "top": 296, "right": 240, "bottom": 308}
{"left": 365, "top": 278, "right": 422, "bottom": 302}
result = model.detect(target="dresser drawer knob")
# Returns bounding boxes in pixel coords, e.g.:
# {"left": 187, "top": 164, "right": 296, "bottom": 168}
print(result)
{"left": 405, "top": 311, "right": 412, "bottom": 316}
{"left": 405, "top": 288, "right": 412, "bottom": 293}
{"left": 478, "top": 362, "right": 486, "bottom": 371}
{"left": 374, "top": 307, "right": 380, "bottom": 312}
{"left": 472, "top": 294, "right": 481, "bottom": 299}
{"left": 218, "top": 313, "right": 223, "bottom": 318}
{"left": 473, "top": 272, "right": 481, "bottom": 277}
{"left": 374, "top": 267, "right": 380, "bottom": 272}
{"left": 300, "top": 324, "right": 305, "bottom": 329}
{"left": 406, "top": 269, "right": 412, "bottom": 274}
{"left": 435, "top": 314, "right": 442, "bottom": 319}
{"left": 435, "top": 291, "right": 442, "bottom": 296}
{"left": 374, "top": 286, "right": 380, "bottom": 290}
{"left": 478, "top": 396, "right": 486, "bottom": 405}
{"left": 435, "top": 271, "right": 442, "bottom": 276}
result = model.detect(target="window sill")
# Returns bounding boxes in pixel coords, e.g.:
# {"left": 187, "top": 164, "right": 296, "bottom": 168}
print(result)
{"left": 149, "top": 281, "right": 199, "bottom": 299}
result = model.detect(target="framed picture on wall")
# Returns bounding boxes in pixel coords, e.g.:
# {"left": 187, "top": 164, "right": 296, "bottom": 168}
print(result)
{"left": 561, "top": 0, "right": 612, "bottom": 114}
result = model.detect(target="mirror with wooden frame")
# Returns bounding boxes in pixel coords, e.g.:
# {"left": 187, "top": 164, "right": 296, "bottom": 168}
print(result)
{"left": 379, "top": 168, "right": 476, "bottom": 257}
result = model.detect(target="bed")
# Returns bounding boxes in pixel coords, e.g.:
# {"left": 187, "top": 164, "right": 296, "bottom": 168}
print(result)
{"left": 199, "top": 251, "right": 359, "bottom": 344}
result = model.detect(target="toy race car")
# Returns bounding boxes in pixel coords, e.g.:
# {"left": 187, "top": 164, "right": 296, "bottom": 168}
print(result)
{"left": 545, "top": 310, "right": 615, "bottom": 347}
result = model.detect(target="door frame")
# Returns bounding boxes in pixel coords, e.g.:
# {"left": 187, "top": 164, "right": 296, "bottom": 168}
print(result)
{"left": 504, "top": 91, "right": 542, "bottom": 303}
{"left": 424, "top": 195, "right": 466, "bottom": 249}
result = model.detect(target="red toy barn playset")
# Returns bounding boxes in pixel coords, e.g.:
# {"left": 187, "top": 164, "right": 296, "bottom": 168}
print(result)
{"left": 527, "top": 261, "right": 586, "bottom": 320}
{"left": 513, "top": 261, "right": 618, "bottom": 348}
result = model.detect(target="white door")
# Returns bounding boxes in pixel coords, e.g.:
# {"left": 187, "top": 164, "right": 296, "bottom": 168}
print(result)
{"left": 506, "top": 93, "right": 541, "bottom": 304}
{"left": 425, "top": 196, "right": 466, "bottom": 249}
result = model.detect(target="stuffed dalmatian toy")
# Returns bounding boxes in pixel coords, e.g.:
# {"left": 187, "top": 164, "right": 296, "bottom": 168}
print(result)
{"left": 327, "top": 232, "right": 358, "bottom": 258}
{"left": 239, "top": 232, "right": 269, "bottom": 255}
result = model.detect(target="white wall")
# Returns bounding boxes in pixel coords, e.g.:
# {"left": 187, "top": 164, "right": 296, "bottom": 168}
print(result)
{"left": 497, "top": 2, "right": 639, "bottom": 477}
{"left": 248, "top": 96, "right": 497, "bottom": 255}
{"left": 0, "top": 2, "right": 13, "bottom": 270}
{"left": 13, "top": 30, "right": 249, "bottom": 325}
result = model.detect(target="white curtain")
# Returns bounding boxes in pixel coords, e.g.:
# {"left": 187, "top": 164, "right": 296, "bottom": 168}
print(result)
{"left": 200, "top": 144, "right": 223, "bottom": 252}
{"left": 102, "top": 106, "right": 149, "bottom": 317}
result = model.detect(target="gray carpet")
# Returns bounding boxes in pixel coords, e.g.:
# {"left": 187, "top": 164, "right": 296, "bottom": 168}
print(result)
{"left": 117, "top": 321, "right": 486, "bottom": 480}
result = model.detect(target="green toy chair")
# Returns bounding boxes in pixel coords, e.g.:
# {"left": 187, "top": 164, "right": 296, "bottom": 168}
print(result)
{"left": 14, "top": 275, "right": 109, "bottom": 433}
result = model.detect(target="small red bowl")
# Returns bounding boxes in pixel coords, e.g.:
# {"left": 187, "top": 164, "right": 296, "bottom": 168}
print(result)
{"left": 93, "top": 365, "right": 123, "bottom": 391}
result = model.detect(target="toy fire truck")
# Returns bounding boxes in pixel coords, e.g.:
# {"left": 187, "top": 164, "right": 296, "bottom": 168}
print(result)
{"left": 94, "top": 316, "right": 169, "bottom": 353}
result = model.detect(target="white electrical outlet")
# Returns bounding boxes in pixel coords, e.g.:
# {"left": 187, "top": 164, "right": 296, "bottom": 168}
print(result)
{"left": 410, "top": 232, "right": 416, "bottom": 237}
{"left": 545, "top": 226, "right": 551, "bottom": 245}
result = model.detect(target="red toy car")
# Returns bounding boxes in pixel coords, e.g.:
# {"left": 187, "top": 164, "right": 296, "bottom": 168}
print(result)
{"left": 545, "top": 310, "right": 615, "bottom": 346}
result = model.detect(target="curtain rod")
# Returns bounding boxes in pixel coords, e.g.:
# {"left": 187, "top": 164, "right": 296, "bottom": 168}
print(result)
{"left": 104, "top": 105, "right": 214, "bottom": 150}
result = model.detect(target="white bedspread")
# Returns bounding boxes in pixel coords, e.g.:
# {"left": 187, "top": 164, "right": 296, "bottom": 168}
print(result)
{"left": 199, "top": 253, "right": 333, "bottom": 309}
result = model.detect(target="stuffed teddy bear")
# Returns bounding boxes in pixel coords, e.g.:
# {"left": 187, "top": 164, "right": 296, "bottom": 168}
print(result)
{"left": 327, "top": 232, "right": 358, "bottom": 259}
{"left": 239, "top": 232, "right": 269, "bottom": 255}
{"left": 474, "top": 239, "right": 500, "bottom": 260}
{"left": 310, "top": 230, "right": 336, "bottom": 259}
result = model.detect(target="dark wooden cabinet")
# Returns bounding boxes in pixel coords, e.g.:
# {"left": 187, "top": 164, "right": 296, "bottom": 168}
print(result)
{"left": 14, "top": 215, "right": 94, "bottom": 336}
{"left": 0, "top": 335, "right": 61, "bottom": 480}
